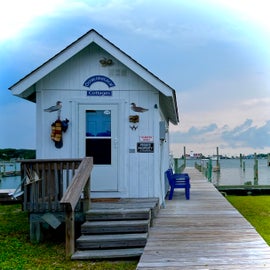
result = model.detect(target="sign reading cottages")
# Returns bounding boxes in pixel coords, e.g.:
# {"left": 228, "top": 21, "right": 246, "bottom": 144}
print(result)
{"left": 83, "top": 75, "right": 115, "bottom": 96}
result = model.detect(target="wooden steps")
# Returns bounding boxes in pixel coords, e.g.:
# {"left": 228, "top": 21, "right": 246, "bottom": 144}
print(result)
{"left": 81, "top": 220, "right": 150, "bottom": 234}
{"left": 76, "top": 233, "right": 148, "bottom": 249}
{"left": 85, "top": 208, "right": 151, "bottom": 221}
{"left": 71, "top": 248, "right": 145, "bottom": 260}
{"left": 72, "top": 199, "right": 159, "bottom": 260}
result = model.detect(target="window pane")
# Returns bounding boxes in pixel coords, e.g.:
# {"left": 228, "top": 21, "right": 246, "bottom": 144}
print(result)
{"left": 86, "top": 110, "right": 111, "bottom": 137}
{"left": 85, "top": 138, "right": 111, "bottom": 164}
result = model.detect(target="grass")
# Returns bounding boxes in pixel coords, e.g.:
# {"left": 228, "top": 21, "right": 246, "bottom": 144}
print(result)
{"left": 227, "top": 195, "right": 270, "bottom": 245}
{"left": 2, "top": 196, "right": 270, "bottom": 269}
{"left": 0, "top": 204, "right": 137, "bottom": 270}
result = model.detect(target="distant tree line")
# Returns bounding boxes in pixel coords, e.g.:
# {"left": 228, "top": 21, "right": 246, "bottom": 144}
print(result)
{"left": 181, "top": 153, "right": 269, "bottom": 159}
{"left": 0, "top": 149, "right": 36, "bottom": 160}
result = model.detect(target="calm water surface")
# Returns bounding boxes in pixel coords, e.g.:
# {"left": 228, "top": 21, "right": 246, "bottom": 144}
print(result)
{"left": 1, "top": 159, "right": 270, "bottom": 189}
{"left": 186, "top": 159, "right": 270, "bottom": 186}
{"left": 0, "top": 162, "right": 21, "bottom": 190}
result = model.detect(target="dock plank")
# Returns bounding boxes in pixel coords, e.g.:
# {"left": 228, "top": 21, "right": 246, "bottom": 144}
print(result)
{"left": 137, "top": 167, "right": 270, "bottom": 269}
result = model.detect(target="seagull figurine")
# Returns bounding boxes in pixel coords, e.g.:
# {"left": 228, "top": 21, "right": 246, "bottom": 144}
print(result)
{"left": 131, "top": 103, "right": 148, "bottom": 113}
{"left": 44, "top": 101, "right": 62, "bottom": 112}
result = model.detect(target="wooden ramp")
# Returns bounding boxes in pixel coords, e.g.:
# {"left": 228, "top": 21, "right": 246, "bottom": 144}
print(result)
{"left": 137, "top": 167, "right": 270, "bottom": 269}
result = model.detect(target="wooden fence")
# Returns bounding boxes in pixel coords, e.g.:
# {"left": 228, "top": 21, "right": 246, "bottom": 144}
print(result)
{"left": 21, "top": 157, "right": 93, "bottom": 257}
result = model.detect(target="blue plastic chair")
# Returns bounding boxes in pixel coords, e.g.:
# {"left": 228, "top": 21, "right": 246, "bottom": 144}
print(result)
{"left": 165, "top": 168, "right": 190, "bottom": 200}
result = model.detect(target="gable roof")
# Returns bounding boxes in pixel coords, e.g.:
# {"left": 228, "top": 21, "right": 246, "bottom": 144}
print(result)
{"left": 9, "top": 29, "right": 179, "bottom": 124}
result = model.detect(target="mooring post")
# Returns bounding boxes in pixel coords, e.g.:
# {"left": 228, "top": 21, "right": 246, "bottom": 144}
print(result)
{"left": 254, "top": 153, "right": 258, "bottom": 185}
{"left": 207, "top": 159, "right": 212, "bottom": 182}
{"left": 174, "top": 158, "right": 179, "bottom": 173}
{"left": 240, "top": 153, "right": 242, "bottom": 168}
{"left": 183, "top": 146, "right": 186, "bottom": 167}
{"left": 216, "top": 147, "right": 219, "bottom": 166}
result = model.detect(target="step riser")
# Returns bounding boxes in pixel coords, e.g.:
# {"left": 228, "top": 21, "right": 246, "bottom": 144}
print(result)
{"left": 81, "top": 221, "right": 149, "bottom": 234}
{"left": 82, "top": 225, "right": 149, "bottom": 234}
{"left": 71, "top": 248, "right": 144, "bottom": 260}
{"left": 86, "top": 212, "right": 150, "bottom": 221}
{"left": 77, "top": 239, "right": 147, "bottom": 249}
{"left": 72, "top": 202, "right": 159, "bottom": 260}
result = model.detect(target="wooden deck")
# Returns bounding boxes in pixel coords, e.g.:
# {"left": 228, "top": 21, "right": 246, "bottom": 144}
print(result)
{"left": 137, "top": 167, "right": 270, "bottom": 269}
{"left": 0, "top": 189, "right": 16, "bottom": 203}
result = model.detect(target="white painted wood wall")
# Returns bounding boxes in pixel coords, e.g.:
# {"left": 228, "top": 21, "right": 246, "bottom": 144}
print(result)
{"left": 35, "top": 43, "right": 170, "bottom": 203}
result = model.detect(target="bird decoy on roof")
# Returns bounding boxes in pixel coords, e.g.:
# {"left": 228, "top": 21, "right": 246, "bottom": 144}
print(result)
{"left": 131, "top": 103, "right": 148, "bottom": 113}
{"left": 44, "top": 101, "right": 62, "bottom": 112}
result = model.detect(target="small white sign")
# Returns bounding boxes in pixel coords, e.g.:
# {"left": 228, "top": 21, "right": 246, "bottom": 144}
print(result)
{"left": 139, "top": 136, "right": 154, "bottom": 142}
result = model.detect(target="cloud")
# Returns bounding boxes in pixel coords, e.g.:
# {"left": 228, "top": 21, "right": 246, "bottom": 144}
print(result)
{"left": 221, "top": 119, "right": 270, "bottom": 149}
{"left": 188, "top": 124, "right": 218, "bottom": 136}
{"left": 170, "top": 119, "right": 270, "bottom": 151}
{"left": 1, "top": 0, "right": 270, "bottom": 155}
{"left": 0, "top": 0, "right": 66, "bottom": 42}
{"left": 171, "top": 123, "right": 218, "bottom": 144}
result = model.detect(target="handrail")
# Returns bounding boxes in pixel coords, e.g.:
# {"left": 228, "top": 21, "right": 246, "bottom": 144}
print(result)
{"left": 60, "top": 157, "right": 93, "bottom": 258}
{"left": 60, "top": 157, "right": 93, "bottom": 210}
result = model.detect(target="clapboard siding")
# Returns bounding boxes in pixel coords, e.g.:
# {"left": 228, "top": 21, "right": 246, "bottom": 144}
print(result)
{"left": 16, "top": 30, "right": 177, "bottom": 204}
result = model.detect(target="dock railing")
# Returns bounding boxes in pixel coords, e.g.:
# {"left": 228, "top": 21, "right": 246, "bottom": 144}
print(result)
{"left": 21, "top": 157, "right": 93, "bottom": 258}
{"left": 173, "top": 158, "right": 186, "bottom": 173}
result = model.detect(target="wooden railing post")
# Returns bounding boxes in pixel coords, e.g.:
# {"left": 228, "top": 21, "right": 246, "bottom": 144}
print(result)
{"left": 65, "top": 205, "right": 75, "bottom": 258}
{"left": 83, "top": 177, "right": 91, "bottom": 212}
{"left": 60, "top": 157, "right": 93, "bottom": 258}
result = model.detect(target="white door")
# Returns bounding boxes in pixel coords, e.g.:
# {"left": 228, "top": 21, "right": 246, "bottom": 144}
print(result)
{"left": 79, "top": 104, "right": 118, "bottom": 191}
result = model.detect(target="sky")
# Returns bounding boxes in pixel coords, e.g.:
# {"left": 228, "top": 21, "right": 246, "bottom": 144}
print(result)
{"left": 1, "top": 0, "right": 270, "bottom": 157}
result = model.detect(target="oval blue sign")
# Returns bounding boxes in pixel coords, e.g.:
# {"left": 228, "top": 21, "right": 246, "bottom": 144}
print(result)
{"left": 83, "top": 75, "right": 115, "bottom": 88}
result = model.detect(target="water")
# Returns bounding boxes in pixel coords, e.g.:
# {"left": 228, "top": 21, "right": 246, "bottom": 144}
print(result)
{"left": 185, "top": 158, "right": 270, "bottom": 187}
{"left": 0, "top": 162, "right": 21, "bottom": 190}
{"left": 1, "top": 159, "right": 270, "bottom": 190}
{"left": 0, "top": 175, "right": 21, "bottom": 189}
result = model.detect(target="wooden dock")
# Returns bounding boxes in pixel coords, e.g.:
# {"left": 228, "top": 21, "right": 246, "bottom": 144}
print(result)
{"left": 0, "top": 189, "right": 16, "bottom": 203}
{"left": 137, "top": 167, "right": 270, "bottom": 269}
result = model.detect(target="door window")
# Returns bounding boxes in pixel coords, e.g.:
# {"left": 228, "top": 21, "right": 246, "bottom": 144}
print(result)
{"left": 85, "top": 110, "right": 111, "bottom": 164}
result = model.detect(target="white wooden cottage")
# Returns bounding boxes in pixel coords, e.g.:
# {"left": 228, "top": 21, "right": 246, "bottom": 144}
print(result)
{"left": 9, "top": 29, "right": 179, "bottom": 205}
